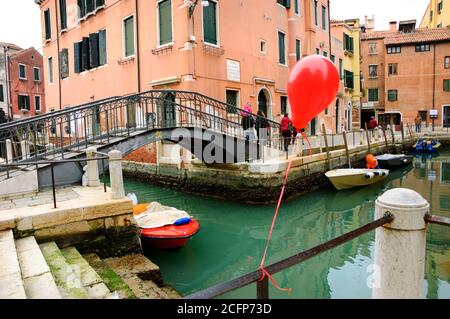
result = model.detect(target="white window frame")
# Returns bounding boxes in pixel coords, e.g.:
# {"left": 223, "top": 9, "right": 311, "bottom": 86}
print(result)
{"left": 18, "top": 94, "right": 30, "bottom": 110}
{"left": 260, "top": 39, "right": 267, "bottom": 54}
{"left": 122, "top": 14, "right": 136, "bottom": 59}
{"left": 48, "top": 57, "right": 54, "bottom": 84}
{"left": 35, "top": 95, "right": 41, "bottom": 112}
{"left": 33, "top": 67, "right": 41, "bottom": 82}
{"left": 369, "top": 64, "right": 378, "bottom": 78}
{"left": 201, "top": 0, "right": 220, "bottom": 48}
{"left": 369, "top": 42, "right": 377, "bottom": 54}
{"left": 277, "top": 29, "right": 287, "bottom": 67}
{"left": 19, "top": 64, "right": 27, "bottom": 80}
{"left": 156, "top": 0, "right": 174, "bottom": 49}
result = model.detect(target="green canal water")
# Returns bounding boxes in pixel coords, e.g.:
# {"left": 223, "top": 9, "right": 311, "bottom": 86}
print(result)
{"left": 123, "top": 150, "right": 450, "bottom": 299}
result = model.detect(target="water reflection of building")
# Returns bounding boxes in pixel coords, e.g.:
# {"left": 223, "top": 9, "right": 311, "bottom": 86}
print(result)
{"left": 392, "top": 153, "right": 450, "bottom": 299}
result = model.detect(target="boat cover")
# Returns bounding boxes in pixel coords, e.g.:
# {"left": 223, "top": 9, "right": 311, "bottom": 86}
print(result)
{"left": 134, "top": 202, "right": 191, "bottom": 229}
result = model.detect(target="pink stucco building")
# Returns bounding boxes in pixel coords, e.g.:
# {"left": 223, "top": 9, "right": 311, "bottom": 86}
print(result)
{"left": 35, "top": 0, "right": 341, "bottom": 134}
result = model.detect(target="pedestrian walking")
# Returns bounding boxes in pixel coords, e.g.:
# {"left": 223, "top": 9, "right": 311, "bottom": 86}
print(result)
{"left": 415, "top": 113, "right": 422, "bottom": 133}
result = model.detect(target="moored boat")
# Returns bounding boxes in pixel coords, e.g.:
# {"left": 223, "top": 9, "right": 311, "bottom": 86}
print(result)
{"left": 376, "top": 154, "right": 413, "bottom": 169}
{"left": 325, "top": 168, "right": 389, "bottom": 190}
{"left": 132, "top": 202, "right": 200, "bottom": 250}
{"left": 413, "top": 139, "right": 441, "bottom": 153}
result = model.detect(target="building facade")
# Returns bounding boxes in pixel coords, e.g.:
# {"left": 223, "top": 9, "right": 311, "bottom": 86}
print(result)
{"left": 420, "top": 0, "right": 450, "bottom": 28}
{"left": 34, "top": 0, "right": 342, "bottom": 133}
{"left": 331, "top": 18, "right": 362, "bottom": 130}
{"left": 0, "top": 42, "right": 23, "bottom": 121}
{"left": 361, "top": 20, "right": 450, "bottom": 129}
{"left": 8, "top": 48, "right": 46, "bottom": 120}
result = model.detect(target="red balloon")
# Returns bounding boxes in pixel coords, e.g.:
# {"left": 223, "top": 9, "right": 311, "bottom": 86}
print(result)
{"left": 288, "top": 55, "right": 340, "bottom": 130}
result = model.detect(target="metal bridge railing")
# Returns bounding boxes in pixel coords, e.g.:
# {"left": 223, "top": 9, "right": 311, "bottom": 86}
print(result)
{"left": 184, "top": 211, "right": 450, "bottom": 299}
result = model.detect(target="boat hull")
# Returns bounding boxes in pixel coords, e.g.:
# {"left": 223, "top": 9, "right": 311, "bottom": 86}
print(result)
{"left": 140, "top": 219, "right": 200, "bottom": 250}
{"left": 325, "top": 169, "right": 389, "bottom": 190}
{"left": 376, "top": 155, "right": 413, "bottom": 169}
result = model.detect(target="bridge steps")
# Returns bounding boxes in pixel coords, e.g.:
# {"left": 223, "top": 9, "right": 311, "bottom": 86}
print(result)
{"left": 0, "top": 230, "right": 27, "bottom": 298}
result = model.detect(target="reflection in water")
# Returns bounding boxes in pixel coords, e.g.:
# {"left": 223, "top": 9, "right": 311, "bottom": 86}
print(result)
{"left": 123, "top": 151, "right": 450, "bottom": 299}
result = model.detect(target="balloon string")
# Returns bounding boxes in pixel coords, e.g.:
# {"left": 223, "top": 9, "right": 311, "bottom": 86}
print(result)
{"left": 258, "top": 160, "right": 293, "bottom": 294}
{"left": 300, "top": 131, "right": 313, "bottom": 157}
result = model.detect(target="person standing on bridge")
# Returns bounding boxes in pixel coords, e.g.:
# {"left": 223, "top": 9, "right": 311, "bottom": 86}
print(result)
{"left": 242, "top": 103, "right": 256, "bottom": 142}
{"left": 281, "top": 113, "right": 292, "bottom": 152}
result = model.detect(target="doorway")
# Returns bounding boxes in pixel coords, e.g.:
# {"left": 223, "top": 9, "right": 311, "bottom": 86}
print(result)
{"left": 158, "top": 92, "right": 176, "bottom": 128}
{"left": 443, "top": 106, "right": 449, "bottom": 128}
{"left": 310, "top": 117, "right": 317, "bottom": 135}
{"left": 361, "top": 109, "right": 375, "bottom": 129}
{"left": 335, "top": 99, "right": 340, "bottom": 133}
{"left": 257, "top": 88, "right": 271, "bottom": 118}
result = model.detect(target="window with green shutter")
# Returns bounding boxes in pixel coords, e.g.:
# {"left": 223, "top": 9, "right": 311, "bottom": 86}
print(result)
{"left": 60, "top": 0, "right": 67, "bottom": 30}
{"left": 368, "top": 89, "right": 379, "bottom": 102}
{"left": 99, "top": 29, "right": 107, "bottom": 66}
{"left": 203, "top": 0, "right": 217, "bottom": 45}
{"left": 295, "top": 0, "right": 299, "bottom": 14}
{"left": 296, "top": 39, "right": 301, "bottom": 61}
{"left": 388, "top": 90, "right": 398, "bottom": 101}
{"left": 48, "top": 57, "right": 53, "bottom": 83}
{"left": 34, "top": 68, "right": 40, "bottom": 81}
{"left": 0, "top": 85, "right": 4, "bottom": 102}
{"left": 19, "top": 64, "right": 26, "bottom": 80}
{"left": 344, "top": 34, "right": 354, "bottom": 53}
{"left": 89, "top": 33, "right": 99, "bottom": 68}
{"left": 74, "top": 42, "right": 82, "bottom": 73}
{"left": 314, "top": 1, "right": 318, "bottom": 25}
{"left": 159, "top": 0, "right": 172, "bottom": 46}
{"left": 44, "top": 9, "right": 51, "bottom": 40}
{"left": 339, "top": 59, "right": 343, "bottom": 80}
{"left": 278, "top": 31, "right": 286, "bottom": 65}
{"left": 344, "top": 70, "right": 354, "bottom": 89}
{"left": 444, "top": 79, "right": 450, "bottom": 92}
{"left": 124, "top": 16, "right": 135, "bottom": 57}
{"left": 322, "top": 5, "right": 327, "bottom": 30}
{"left": 281, "top": 96, "right": 288, "bottom": 114}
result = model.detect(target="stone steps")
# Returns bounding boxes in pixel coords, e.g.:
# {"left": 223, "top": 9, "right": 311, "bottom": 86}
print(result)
{"left": 103, "top": 254, "right": 181, "bottom": 299}
{"left": 0, "top": 231, "right": 180, "bottom": 299}
{"left": 39, "top": 242, "right": 90, "bottom": 299}
{"left": 15, "top": 237, "right": 61, "bottom": 299}
{"left": 83, "top": 253, "right": 136, "bottom": 299}
{"left": 0, "top": 230, "right": 26, "bottom": 299}
{"left": 60, "top": 247, "right": 112, "bottom": 299}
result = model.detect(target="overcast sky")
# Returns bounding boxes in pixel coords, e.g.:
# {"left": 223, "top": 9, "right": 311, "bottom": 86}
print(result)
{"left": 0, "top": 0, "right": 431, "bottom": 52}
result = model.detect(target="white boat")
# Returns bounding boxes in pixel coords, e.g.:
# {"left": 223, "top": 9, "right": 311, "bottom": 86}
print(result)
{"left": 325, "top": 168, "right": 390, "bottom": 190}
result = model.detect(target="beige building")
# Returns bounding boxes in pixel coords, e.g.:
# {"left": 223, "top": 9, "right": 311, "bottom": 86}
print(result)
{"left": 420, "top": 0, "right": 450, "bottom": 28}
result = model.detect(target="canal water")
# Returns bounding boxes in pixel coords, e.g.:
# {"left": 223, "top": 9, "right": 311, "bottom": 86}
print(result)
{"left": 123, "top": 150, "right": 450, "bottom": 299}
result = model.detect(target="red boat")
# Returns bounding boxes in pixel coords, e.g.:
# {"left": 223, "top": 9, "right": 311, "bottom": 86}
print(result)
{"left": 133, "top": 203, "right": 200, "bottom": 250}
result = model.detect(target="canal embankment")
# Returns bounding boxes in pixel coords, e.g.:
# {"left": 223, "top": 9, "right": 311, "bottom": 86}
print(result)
{"left": 123, "top": 130, "right": 431, "bottom": 204}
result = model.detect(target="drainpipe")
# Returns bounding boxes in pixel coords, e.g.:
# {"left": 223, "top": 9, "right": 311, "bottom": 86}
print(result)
{"left": 432, "top": 41, "right": 436, "bottom": 131}
{"left": 328, "top": 0, "right": 332, "bottom": 57}
{"left": 55, "top": 0, "right": 62, "bottom": 109}
{"left": 135, "top": 0, "right": 141, "bottom": 93}
{"left": 3, "top": 46, "right": 12, "bottom": 121}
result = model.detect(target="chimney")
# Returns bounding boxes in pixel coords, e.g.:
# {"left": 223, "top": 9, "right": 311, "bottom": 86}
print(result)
{"left": 365, "top": 15, "right": 375, "bottom": 33}
{"left": 389, "top": 21, "right": 397, "bottom": 31}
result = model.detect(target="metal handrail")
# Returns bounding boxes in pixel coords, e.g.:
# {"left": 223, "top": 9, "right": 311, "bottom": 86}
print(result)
{"left": 184, "top": 212, "right": 394, "bottom": 299}
{"left": 0, "top": 156, "right": 109, "bottom": 208}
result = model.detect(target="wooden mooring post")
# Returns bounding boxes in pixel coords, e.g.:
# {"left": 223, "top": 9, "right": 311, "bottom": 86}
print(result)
{"left": 400, "top": 122, "right": 405, "bottom": 152}
{"left": 342, "top": 130, "right": 351, "bottom": 168}
{"left": 382, "top": 127, "right": 389, "bottom": 152}
{"left": 321, "top": 124, "right": 332, "bottom": 171}
{"left": 390, "top": 125, "right": 396, "bottom": 154}
{"left": 364, "top": 123, "right": 371, "bottom": 154}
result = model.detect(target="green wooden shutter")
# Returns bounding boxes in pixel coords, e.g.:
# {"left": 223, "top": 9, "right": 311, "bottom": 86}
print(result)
{"left": 279, "top": 32, "right": 286, "bottom": 64}
{"left": 89, "top": 32, "right": 99, "bottom": 68}
{"left": 74, "top": 42, "right": 81, "bottom": 73}
{"left": 203, "top": 1, "right": 217, "bottom": 45}
{"left": 45, "top": 9, "right": 51, "bottom": 40}
{"left": 59, "top": 0, "right": 67, "bottom": 29}
{"left": 444, "top": 80, "right": 450, "bottom": 91}
{"left": 99, "top": 29, "right": 107, "bottom": 66}
{"left": 159, "top": 0, "right": 172, "bottom": 45}
{"left": 124, "top": 16, "right": 135, "bottom": 57}
{"left": 96, "top": 0, "right": 105, "bottom": 8}
{"left": 78, "top": 0, "right": 86, "bottom": 18}
{"left": 314, "top": 1, "right": 318, "bottom": 25}
{"left": 82, "top": 37, "right": 90, "bottom": 70}
{"left": 0, "top": 85, "right": 4, "bottom": 102}
{"left": 296, "top": 39, "right": 301, "bottom": 61}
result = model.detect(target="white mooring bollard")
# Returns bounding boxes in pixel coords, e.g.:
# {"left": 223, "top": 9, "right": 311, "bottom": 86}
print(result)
{"left": 108, "top": 150, "right": 125, "bottom": 200}
{"left": 373, "top": 188, "right": 429, "bottom": 299}
{"left": 20, "top": 140, "right": 30, "bottom": 160}
{"left": 86, "top": 147, "right": 100, "bottom": 187}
